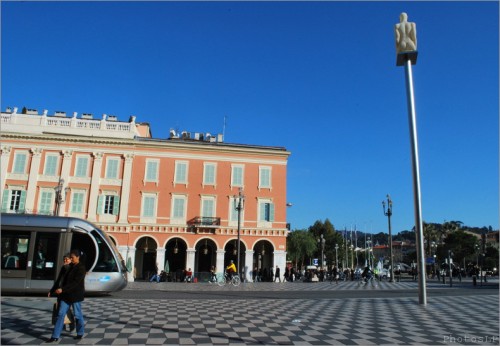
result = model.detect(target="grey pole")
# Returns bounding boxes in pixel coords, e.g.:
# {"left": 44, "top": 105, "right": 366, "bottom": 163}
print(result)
{"left": 235, "top": 188, "right": 244, "bottom": 279}
{"left": 395, "top": 12, "right": 427, "bottom": 305}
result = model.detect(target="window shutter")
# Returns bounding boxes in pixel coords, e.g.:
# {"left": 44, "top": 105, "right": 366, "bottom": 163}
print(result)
{"left": 113, "top": 196, "right": 120, "bottom": 215}
{"left": 1, "top": 190, "right": 9, "bottom": 212}
{"left": 97, "top": 196, "right": 103, "bottom": 215}
{"left": 269, "top": 203, "right": 275, "bottom": 222}
{"left": 18, "top": 191, "right": 27, "bottom": 213}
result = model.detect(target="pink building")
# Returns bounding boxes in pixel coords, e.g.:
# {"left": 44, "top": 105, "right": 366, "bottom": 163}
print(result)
{"left": 1, "top": 107, "right": 291, "bottom": 281}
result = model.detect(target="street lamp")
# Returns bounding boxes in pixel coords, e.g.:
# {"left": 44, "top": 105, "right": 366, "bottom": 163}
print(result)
{"left": 317, "top": 234, "right": 325, "bottom": 269}
{"left": 54, "top": 178, "right": 66, "bottom": 216}
{"left": 233, "top": 187, "right": 245, "bottom": 279}
{"left": 366, "top": 237, "right": 372, "bottom": 268}
{"left": 350, "top": 244, "right": 354, "bottom": 270}
{"left": 334, "top": 244, "right": 339, "bottom": 269}
{"left": 431, "top": 241, "right": 437, "bottom": 279}
{"left": 382, "top": 194, "right": 394, "bottom": 282}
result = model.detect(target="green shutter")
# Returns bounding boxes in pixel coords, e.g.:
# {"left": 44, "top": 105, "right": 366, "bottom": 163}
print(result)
{"left": 269, "top": 203, "right": 275, "bottom": 222}
{"left": 97, "top": 196, "right": 103, "bottom": 215}
{"left": 113, "top": 196, "right": 120, "bottom": 215}
{"left": 18, "top": 191, "right": 27, "bottom": 213}
{"left": 1, "top": 190, "right": 9, "bottom": 212}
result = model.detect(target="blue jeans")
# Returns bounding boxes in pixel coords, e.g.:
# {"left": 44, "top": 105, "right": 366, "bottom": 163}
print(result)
{"left": 52, "top": 300, "right": 84, "bottom": 338}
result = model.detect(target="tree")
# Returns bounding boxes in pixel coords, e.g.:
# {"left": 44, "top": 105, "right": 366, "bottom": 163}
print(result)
{"left": 441, "top": 230, "right": 478, "bottom": 266}
{"left": 286, "top": 230, "right": 317, "bottom": 269}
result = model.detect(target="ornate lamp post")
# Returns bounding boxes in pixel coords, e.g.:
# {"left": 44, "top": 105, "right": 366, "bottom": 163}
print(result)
{"left": 382, "top": 194, "right": 394, "bottom": 282}
{"left": 366, "top": 237, "right": 372, "bottom": 268}
{"left": 335, "top": 244, "right": 339, "bottom": 269}
{"left": 317, "top": 234, "right": 325, "bottom": 269}
{"left": 431, "top": 241, "right": 437, "bottom": 279}
{"left": 350, "top": 244, "right": 354, "bottom": 270}
{"left": 54, "top": 178, "right": 67, "bottom": 216}
{"left": 233, "top": 188, "right": 245, "bottom": 278}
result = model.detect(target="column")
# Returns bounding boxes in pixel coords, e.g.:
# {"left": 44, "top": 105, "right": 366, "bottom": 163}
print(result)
{"left": 118, "top": 153, "right": 134, "bottom": 224}
{"left": 273, "top": 250, "right": 287, "bottom": 274}
{"left": 87, "top": 152, "right": 103, "bottom": 221}
{"left": 186, "top": 249, "right": 196, "bottom": 273}
{"left": 156, "top": 248, "right": 166, "bottom": 272}
{"left": 128, "top": 247, "right": 136, "bottom": 282}
{"left": 25, "top": 148, "right": 43, "bottom": 213}
{"left": 1, "top": 146, "right": 12, "bottom": 193}
{"left": 58, "top": 150, "right": 73, "bottom": 216}
{"left": 216, "top": 249, "right": 225, "bottom": 274}
{"left": 244, "top": 249, "right": 254, "bottom": 282}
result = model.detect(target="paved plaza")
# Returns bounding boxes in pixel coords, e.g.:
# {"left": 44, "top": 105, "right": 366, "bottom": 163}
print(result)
{"left": 2, "top": 279, "right": 498, "bottom": 345}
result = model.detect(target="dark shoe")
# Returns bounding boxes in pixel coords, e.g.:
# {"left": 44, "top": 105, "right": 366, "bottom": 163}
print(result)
{"left": 46, "top": 338, "right": 59, "bottom": 343}
{"left": 74, "top": 335, "right": 83, "bottom": 340}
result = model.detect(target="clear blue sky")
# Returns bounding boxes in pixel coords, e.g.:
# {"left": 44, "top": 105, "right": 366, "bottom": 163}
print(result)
{"left": 2, "top": 1, "right": 498, "bottom": 235}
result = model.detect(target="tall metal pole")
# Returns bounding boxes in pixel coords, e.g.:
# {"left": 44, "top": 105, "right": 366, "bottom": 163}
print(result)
{"left": 395, "top": 12, "right": 427, "bottom": 305}
{"left": 235, "top": 188, "right": 245, "bottom": 280}
{"left": 383, "top": 196, "right": 394, "bottom": 282}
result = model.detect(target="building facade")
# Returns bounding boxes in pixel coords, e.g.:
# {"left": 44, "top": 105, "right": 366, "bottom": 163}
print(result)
{"left": 1, "top": 107, "right": 291, "bottom": 282}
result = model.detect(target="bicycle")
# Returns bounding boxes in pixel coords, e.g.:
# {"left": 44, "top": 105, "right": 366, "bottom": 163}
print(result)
{"left": 216, "top": 272, "right": 241, "bottom": 287}
{"left": 358, "top": 274, "right": 378, "bottom": 288}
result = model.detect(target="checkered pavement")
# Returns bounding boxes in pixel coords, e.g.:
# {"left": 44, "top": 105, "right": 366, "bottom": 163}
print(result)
{"left": 2, "top": 280, "right": 498, "bottom": 345}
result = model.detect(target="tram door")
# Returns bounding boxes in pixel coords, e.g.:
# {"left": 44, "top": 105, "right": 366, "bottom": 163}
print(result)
{"left": 29, "top": 232, "right": 61, "bottom": 291}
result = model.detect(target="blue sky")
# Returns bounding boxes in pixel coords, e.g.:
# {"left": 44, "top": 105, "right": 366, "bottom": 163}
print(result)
{"left": 2, "top": 1, "right": 498, "bottom": 235}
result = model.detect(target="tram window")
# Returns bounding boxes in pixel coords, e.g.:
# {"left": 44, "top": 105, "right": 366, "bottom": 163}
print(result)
{"left": 1, "top": 231, "right": 30, "bottom": 270}
{"left": 71, "top": 232, "right": 97, "bottom": 272}
{"left": 91, "top": 230, "right": 118, "bottom": 272}
{"left": 31, "top": 233, "right": 60, "bottom": 280}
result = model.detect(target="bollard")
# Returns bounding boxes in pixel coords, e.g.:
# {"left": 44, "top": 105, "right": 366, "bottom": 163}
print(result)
{"left": 472, "top": 275, "right": 477, "bottom": 286}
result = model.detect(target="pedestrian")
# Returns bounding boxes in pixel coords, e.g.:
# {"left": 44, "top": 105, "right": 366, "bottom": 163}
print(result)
{"left": 150, "top": 263, "right": 159, "bottom": 282}
{"left": 48, "top": 253, "right": 75, "bottom": 332}
{"left": 209, "top": 266, "right": 217, "bottom": 283}
{"left": 274, "top": 265, "right": 281, "bottom": 282}
{"left": 149, "top": 263, "right": 160, "bottom": 283}
{"left": 252, "top": 267, "right": 257, "bottom": 282}
{"left": 47, "top": 249, "right": 86, "bottom": 343}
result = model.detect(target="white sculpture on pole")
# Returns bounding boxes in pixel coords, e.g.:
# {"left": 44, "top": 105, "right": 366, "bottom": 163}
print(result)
{"left": 395, "top": 12, "right": 418, "bottom": 66}
{"left": 395, "top": 12, "right": 417, "bottom": 53}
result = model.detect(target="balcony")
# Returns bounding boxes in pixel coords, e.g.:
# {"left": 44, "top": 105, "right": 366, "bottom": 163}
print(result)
{"left": 187, "top": 217, "right": 221, "bottom": 234}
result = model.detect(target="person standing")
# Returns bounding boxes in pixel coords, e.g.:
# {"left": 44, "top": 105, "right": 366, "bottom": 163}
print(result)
{"left": 274, "top": 265, "right": 281, "bottom": 282}
{"left": 48, "top": 254, "right": 74, "bottom": 332}
{"left": 47, "top": 249, "right": 86, "bottom": 343}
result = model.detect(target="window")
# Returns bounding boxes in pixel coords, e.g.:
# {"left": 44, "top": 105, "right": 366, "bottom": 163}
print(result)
{"left": 12, "top": 152, "right": 28, "bottom": 174}
{"left": 201, "top": 197, "right": 215, "bottom": 220}
{"left": 44, "top": 154, "right": 59, "bottom": 176}
{"left": 174, "top": 161, "right": 188, "bottom": 184}
{"left": 171, "top": 195, "right": 186, "bottom": 224}
{"left": 145, "top": 160, "right": 159, "bottom": 182}
{"left": 231, "top": 165, "right": 244, "bottom": 187}
{"left": 141, "top": 194, "right": 157, "bottom": 218}
{"left": 259, "top": 201, "right": 275, "bottom": 222}
{"left": 1, "top": 231, "right": 30, "bottom": 270}
{"left": 71, "top": 191, "right": 85, "bottom": 214}
{"left": 229, "top": 197, "right": 238, "bottom": 222}
{"left": 105, "top": 158, "right": 120, "bottom": 179}
{"left": 1, "top": 189, "right": 26, "bottom": 213}
{"left": 203, "top": 163, "right": 216, "bottom": 185}
{"left": 75, "top": 156, "right": 89, "bottom": 177}
{"left": 259, "top": 166, "right": 272, "bottom": 189}
{"left": 39, "top": 190, "right": 54, "bottom": 215}
{"left": 98, "top": 195, "right": 120, "bottom": 215}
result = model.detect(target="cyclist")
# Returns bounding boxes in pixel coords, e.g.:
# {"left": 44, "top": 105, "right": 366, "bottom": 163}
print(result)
{"left": 361, "top": 266, "right": 373, "bottom": 284}
{"left": 226, "top": 260, "right": 236, "bottom": 279}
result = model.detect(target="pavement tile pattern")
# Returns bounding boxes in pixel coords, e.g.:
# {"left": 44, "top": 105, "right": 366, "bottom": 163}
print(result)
{"left": 2, "top": 280, "right": 499, "bottom": 345}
